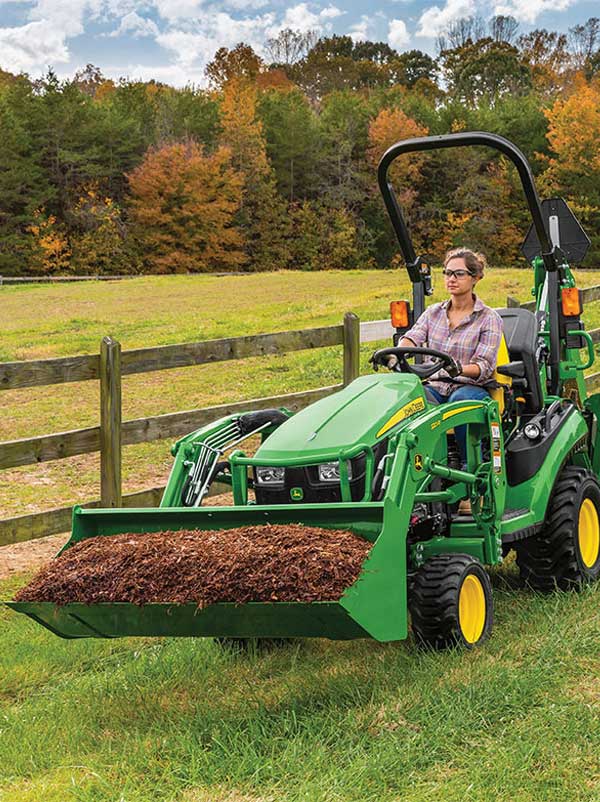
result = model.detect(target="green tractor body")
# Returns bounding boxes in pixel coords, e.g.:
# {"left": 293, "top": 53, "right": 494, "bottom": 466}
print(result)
{"left": 7, "top": 133, "right": 600, "bottom": 649}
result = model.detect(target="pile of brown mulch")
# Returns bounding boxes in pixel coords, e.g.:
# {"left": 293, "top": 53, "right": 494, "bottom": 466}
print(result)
{"left": 14, "top": 524, "right": 372, "bottom": 606}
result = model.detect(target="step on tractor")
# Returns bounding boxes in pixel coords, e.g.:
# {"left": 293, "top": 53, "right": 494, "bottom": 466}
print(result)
{"left": 7, "top": 132, "right": 600, "bottom": 649}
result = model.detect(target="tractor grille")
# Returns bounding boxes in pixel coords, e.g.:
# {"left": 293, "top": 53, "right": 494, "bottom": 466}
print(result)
{"left": 254, "top": 460, "right": 367, "bottom": 505}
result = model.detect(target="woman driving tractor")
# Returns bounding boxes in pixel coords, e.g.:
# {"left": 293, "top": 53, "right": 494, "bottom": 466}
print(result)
{"left": 393, "top": 247, "right": 503, "bottom": 473}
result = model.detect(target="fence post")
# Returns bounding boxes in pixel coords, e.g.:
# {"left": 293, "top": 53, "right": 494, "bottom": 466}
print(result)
{"left": 100, "top": 336, "right": 122, "bottom": 507}
{"left": 343, "top": 312, "right": 360, "bottom": 386}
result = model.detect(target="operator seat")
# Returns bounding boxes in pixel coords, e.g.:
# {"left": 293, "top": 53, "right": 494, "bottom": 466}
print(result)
{"left": 496, "top": 308, "right": 544, "bottom": 414}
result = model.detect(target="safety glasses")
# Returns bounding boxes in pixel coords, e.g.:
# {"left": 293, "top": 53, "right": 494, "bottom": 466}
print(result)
{"left": 442, "top": 268, "right": 474, "bottom": 280}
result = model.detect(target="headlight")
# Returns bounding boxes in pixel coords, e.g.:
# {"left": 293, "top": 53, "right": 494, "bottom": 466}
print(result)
{"left": 524, "top": 423, "right": 541, "bottom": 440}
{"left": 318, "top": 461, "right": 353, "bottom": 482}
{"left": 255, "top": 466, "right": 285, "bottom": 485}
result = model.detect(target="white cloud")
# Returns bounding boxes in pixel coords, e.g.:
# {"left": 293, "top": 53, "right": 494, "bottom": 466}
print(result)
{"left": 153, "top": 4, "right": 343, "bottom": 72}
{"left": 155, "top": 28, "right": 215, "bottom": 66}
{"left": 0, "top": 20, "right": 70, "bottom": 71}
{"left": 281, "top": 3, "right": 343, "bottom": 33}
{"left": 388, "top": 18, "right": 409, "bottom": 49}
{"left": 0, "top": 0, "right": 348, "bottom": 81}
{"left": 109, "top": 10, "right": 159, "bottom": 37}
{"left": 102, "top": 60, "right": 206, "bottom": 86}
{"left": 493, "top": 0, "right": 575, "bottom": 24}
{"left": 152, "top": 0, "right": 203, "bottom": 23}
{"left": 225, "top": 0, "right": 270, "bottom": 9}
{"left": 416, "top": 0, "right": 476, "bottom": 38}
{"left": 28, "top": 0, "right": 101, "bottom": 37}
{"left": 155, "top": 11, "right": 278, "bottom": 68}
{"left": 320, "top": 5, "right": 343, "bottom": 19}
{"left": 349, "top": 14, "right": 371, "bottom": 43}
{"left": 0, "top": 0, "right": 100, "bottom": 73}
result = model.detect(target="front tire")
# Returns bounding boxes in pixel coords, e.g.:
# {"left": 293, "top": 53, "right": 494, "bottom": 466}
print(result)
{"left": 515, "top": 466, "right": 600, "bottom": 591}
{"left": 409, "top": 554, "right": 493, "bottom": 649}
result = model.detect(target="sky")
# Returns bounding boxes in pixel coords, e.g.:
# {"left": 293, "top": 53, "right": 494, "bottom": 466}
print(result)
{"left": 0, "top": 0, "right": 598, "bottom": 87}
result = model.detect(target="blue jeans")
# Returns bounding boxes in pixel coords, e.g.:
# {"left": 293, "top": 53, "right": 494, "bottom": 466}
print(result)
{"left": 424, "top": 384, "right": 490, "bottom": 467}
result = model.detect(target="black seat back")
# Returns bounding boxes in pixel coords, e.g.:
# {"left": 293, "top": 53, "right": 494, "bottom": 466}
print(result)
{"left": 496, "top": 308, "right": 544, "bottom": 413}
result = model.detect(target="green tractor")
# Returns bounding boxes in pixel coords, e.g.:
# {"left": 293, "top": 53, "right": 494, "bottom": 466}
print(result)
{"left": 7, "top": 132, "right": 600, "bottom": 649}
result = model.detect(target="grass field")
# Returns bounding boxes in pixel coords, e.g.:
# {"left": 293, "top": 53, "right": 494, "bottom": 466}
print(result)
{"left": 3, "top": 268, "right": 600, "bottom": 519}
{"left": 1, "top": 568, "right": 600, "bottom": 801}
{"left": 2, "top": 270, "right": 600, "bottom": 801}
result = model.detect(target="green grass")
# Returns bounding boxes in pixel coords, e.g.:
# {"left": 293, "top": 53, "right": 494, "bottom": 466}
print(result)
{"left": 3, "top": 269, "right": 600, "bottom": 519}
{"left": 2, "top": 567, "right": 600, "bottom": 801}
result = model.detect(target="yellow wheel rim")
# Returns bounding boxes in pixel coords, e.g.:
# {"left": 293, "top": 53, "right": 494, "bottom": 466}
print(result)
{"left": 578, "top": 498, "right": 600, "bottom": 569}
{"left": 458, "top": 574, "right": 486, "bottom": 644}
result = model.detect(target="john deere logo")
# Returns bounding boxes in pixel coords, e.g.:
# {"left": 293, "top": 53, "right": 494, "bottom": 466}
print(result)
{"left": 290, "top": 487, "right": 304, "bottom": 501}
{"left": 414, "top": 454, "right": 424, "bottom": 471}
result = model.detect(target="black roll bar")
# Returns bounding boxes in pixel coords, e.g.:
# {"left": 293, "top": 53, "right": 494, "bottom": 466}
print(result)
{"left": 378, "top": 131, "right": 556, "bottom": 273}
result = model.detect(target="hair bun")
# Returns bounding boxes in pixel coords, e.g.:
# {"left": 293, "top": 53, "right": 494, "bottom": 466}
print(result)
{"left": 474, "top": 252, "right": 487, "bottom": 272}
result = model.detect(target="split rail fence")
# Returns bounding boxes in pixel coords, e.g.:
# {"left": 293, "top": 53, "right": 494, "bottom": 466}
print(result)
{"left": 3, "top": 287, "right": 600, "bottom": 548}
{"left": 0, "top": 312, "right": 396, "bottom": 546}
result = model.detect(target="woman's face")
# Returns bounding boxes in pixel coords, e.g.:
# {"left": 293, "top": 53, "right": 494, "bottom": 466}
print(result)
{"left": 443, "top": 256, "right": 479, "bottom": 298}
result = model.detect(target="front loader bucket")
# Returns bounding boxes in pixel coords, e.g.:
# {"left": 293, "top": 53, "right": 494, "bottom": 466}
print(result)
{"left": 5, "top": 501, "right": 410, "bottom": 643}
{"left": 6, "top": 600, "right": 369, "bottom": 640}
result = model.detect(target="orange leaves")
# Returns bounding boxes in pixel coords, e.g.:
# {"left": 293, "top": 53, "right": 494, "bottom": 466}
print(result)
{"left": 428, "top": 212, "right": 474, "bottom": 258}
{"left": 367, "top": 107, "right": 428, "bottom": 184}
{"left": 69, "top": 188, "right": 130, "bottom": 274}
{"left": 220, "top": 77, "right": 270, "bottom": 182}
{"left": 27, "top": 211, "right": 71, "bottom": 274}
{"left": 543, "top": 78, "right": 600, "bottom": 184}
{"left": 541, "top": 77, "right": 600, "bottom": 248}
{"left": 127, "top": 141, "right": 246, "bottom": 273}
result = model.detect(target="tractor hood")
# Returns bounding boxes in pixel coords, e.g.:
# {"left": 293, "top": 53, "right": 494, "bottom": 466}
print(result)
{"left": 255, "top": 373, "right": 427, "bottom": 462}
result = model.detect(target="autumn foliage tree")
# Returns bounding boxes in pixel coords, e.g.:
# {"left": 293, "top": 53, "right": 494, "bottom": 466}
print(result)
{"left": 367, "top": 107, "right": 428, "bottom": 181}
{"left": 541, "top": 77, "right": 600, "bottom": 254}
{"left": 27, "top": 210, "right": 71, "bottom": 274}
{"left": 366, "top": 107, "right": 429, "bottom": 258}
{"left": 127, "top": 142, "right": 245, "bottom": 273}
{"left": 205, "top": 44, "right": 264, "bottom": 90}
{"left": 69, "top": 189, "right": 134, "bottom": 275}
{"left": 219, "top": 77, "right": 290, "bottom": 270}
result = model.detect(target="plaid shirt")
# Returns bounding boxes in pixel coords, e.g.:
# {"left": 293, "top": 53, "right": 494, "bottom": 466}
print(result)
{"left": 404, "top": 295, "right": 503, "bottom": 396}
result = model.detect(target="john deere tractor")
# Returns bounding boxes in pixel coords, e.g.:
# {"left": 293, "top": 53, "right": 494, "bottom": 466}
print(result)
{"left": 7, "top": 132, "right": 600, "bottom": 649}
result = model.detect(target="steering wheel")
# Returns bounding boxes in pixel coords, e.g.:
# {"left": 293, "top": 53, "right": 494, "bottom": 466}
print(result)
{"left": 370, "top": 346, "right": 460, "bottom": 380}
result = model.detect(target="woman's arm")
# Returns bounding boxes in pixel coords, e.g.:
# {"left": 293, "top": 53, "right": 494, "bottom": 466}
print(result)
{"left": 400, "top": 307, "right": 433, "bottom": 348}
{"left": 469, "top": 312, "right": 504, "bottom": 382}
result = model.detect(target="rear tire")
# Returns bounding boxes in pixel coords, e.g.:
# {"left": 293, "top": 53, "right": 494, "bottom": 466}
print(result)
{"left": 515, "top": 466, "right": 600, "bottom": 591}
{"left": 409, "top": 554, "right": 493, "bottom": 649}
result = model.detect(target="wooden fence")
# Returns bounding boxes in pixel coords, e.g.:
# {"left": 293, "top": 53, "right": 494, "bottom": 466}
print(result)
{"left": 0, "top": 273, "right": 248, "bottom": 285}
{"left": 0, "top": 312, "right": 395, "bottom": 547}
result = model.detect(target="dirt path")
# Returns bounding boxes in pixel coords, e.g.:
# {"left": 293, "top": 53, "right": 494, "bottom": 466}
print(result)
{"left": 0, "top": 533, "right": 68, "bottom": 580}
{"left": 0, "top": 492, "right": 234, "bottom": 581}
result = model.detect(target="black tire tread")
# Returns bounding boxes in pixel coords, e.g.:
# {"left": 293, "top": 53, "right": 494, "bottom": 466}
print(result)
{"left": 515, "top": 466, "right": 600, "bottom": 591}
{"left": 409, "top": 553, "right": 493, "bottom": 650}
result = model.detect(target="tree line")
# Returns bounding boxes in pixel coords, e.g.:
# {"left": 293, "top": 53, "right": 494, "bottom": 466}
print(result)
{"left": 1, "top": 14, "right": 600, "bottom": 276}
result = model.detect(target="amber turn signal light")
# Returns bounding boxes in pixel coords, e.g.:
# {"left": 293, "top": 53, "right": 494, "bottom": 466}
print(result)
{"left": 390, "top": 300, "right": 410, "bottom": 328}
{"left": 561, "top": 287, "right": 581, "bottom": 317}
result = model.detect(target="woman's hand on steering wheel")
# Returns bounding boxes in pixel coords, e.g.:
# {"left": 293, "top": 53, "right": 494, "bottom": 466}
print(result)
{"left": 369, "top": 346, "right": 462, "bottom": 380}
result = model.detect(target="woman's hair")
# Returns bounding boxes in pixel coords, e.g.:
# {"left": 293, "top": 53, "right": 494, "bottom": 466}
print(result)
{"left": 444, "top": 247, "right": 487, "bottom": 278}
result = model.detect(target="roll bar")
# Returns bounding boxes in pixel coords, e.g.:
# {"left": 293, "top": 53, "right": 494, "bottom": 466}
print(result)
{"left": 378, "top": 131, "right": 557, "bottom": 278}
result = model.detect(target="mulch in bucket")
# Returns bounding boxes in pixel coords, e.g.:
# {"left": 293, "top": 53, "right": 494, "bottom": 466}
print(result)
{"left": 14, "top": 524, "right": 372, "bottom": 606}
